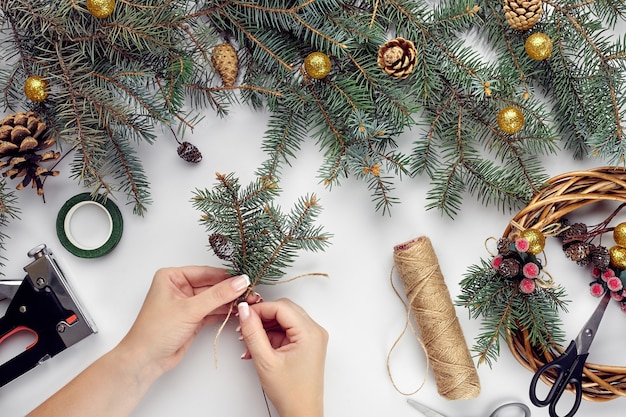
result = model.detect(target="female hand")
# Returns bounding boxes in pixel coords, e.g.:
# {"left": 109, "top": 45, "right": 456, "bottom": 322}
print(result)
{"left": 237, "top": 298, "right": 328, "bottom": 417}
{"left": 118, "top": 266, "right": 254, "bottom": 377}
{"left": 29, "top": 266, "right": 256, "bottom": 417}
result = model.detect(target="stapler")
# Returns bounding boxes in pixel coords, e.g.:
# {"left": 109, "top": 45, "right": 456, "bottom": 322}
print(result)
{"left": 0, "top": 244, "right": 96, "bottom": 387}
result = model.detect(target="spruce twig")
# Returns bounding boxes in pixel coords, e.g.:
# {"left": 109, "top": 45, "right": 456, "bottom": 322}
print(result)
{"left": 192, "top": 172, "right": 331, "bottom": 287}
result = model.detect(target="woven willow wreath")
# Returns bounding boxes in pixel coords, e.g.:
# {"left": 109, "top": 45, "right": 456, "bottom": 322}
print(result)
{"left": 460, "top": 166, "right": 626, "bottom": 402}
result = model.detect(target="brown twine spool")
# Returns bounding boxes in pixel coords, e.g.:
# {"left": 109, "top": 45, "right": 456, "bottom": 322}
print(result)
{"left": 391, "top": 236, "right": 480, "bottom": 400}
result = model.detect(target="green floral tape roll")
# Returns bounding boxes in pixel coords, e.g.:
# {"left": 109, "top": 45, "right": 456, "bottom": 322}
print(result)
{"left": 56, "top": 193, "right": 123, "bottom": 258}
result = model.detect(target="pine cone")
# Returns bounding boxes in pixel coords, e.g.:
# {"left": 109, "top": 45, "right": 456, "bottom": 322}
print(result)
{"left": 498, "top": 257, "right": 520, "bottom": 279}
{"left": 497, "top": 237, "right": 513, "bottom": 255}
{"left": 0, "top": 111, "right": 59, "bottom": 195}
{"left": 589, "top": 245, "right": 610, "bottom": 270}
{"left": 377, "top": 37, "right": 417, "bottom": 80}
{"left": 177, "top": 141, "right": 202, "bottom": 163}
{"left": 209, "top": 233, "right": 235, "bottom": 261}
{"left": 564, "top": 241, "right": 591, "bottom": 265}
{"left": 211, "top": 43, "right": 239, "bottom": 88}
{"left": 504, "top": 0, "right": 543, "bottom": 31}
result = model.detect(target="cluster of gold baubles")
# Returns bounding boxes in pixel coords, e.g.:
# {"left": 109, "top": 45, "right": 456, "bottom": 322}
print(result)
{"left": 610, "top": 223, "right": 626, "bottom": 269}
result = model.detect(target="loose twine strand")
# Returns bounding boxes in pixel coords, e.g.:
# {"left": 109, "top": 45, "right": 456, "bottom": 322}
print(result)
{"left": 388, "top": 236, "right": 480, "bottom": 400}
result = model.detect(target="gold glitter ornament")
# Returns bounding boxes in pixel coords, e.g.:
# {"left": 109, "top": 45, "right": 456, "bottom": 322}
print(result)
{"left": 87, "top": 0, "right": 115, "bottom": 19}
{"left": 610, "top": 245, "right": 626, "bottom": 269}
{"left": 24, "top": 76, "right": 49, "bottom": 103}
{"left": 304, "top": 52, "right": 331, "bottom": 80}
{"left": 520, "top": 228, "right": 545, "bottom": 255}
{"left": 614, "top": 222, "right": 626, "bottom": 247}
{"left": 525, "top": 32, "right": 553, "bottom": 61}
{"left": 497, "top": 106, "right": 524, "bottom": 134}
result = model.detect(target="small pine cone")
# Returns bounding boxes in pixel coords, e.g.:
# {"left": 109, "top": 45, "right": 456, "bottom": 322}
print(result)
{"left": 559, "top": 222, "right": 587, "bottom": 242}
{"left": 498, "top": 257, "right": 520, "bottom": 279}
{"left": 211, "top": 43, "right": 239, "bottom": 87}
{"left": 504, "top": 0, "right": 543, "bottom": 31}
{"left": 564, "top": 241, "right": 591, "bottom": 265}
{"left": 0, "top": 111, "right": 59, "bottom": 195}
{"left": 590, "top": 245, "right": 610, "bottom": 270}
{"left": 497, "top": 237, "right": 513, "bottom": 255}
{"left": 177, "top": 141, "right": 202, "bottom": 163}
{"left": 209, "top": 233, "right": 235, "bottom": 261}
{"left": 377, "top": 37, "right": 417, "bottom": 80}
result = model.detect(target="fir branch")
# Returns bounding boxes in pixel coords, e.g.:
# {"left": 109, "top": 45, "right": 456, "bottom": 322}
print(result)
{"left": 192, "top": 173, "right": 331, "bottom": 286}
{"left": 458, "top": 258, "right": 568, "bottom": 367}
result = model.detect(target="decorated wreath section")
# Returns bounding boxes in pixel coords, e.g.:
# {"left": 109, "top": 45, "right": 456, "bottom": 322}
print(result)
{"left": 459, "top": 167, "right": 626, "bottom": 402}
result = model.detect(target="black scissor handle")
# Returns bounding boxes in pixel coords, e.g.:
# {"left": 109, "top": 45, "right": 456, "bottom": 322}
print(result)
{"left": 529, "top": 340, "right": 586, "bottom": 417}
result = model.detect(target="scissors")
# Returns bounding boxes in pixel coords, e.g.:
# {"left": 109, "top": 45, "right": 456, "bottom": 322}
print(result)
{"left": 407, "top": 399, "right": 531, "bottom": 417}
{"left": 529, "top": 291, "right": 611, "bottom": 417}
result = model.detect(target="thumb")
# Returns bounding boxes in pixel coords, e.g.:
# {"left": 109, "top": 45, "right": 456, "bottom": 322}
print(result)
{"left": 238, "top": 302, "right": 274, "bottom": 360}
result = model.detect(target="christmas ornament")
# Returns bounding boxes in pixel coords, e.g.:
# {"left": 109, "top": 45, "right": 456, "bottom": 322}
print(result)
{"left": 614, "top": 222, "right": 626, "bottom": 246}
{"left": 377, "top": 37, "right": 417, "bottom": 79}
{"left": 176, "top": 141, "right": 202, "bottom": 163}
{"left": 609, "top": 245, "right": 626, "bottom": 269}
{"left": 304, "top": 52, "right": 331, "bottom": 80}
{"left": 86, "top": 0, "right": 115, "bottom": 19}
{"left": 525, "top": 32, "right": 553, "bottom": 61}
{"left": 24, "top": 76, "right": 49, "bottom": 102}
{"left": 504, "top": 0, "right": 543, "bottom": 31}
{"left": 520, "top": 228, "right": 545, "bottom": 254}
{"left": 497, "top": 106, "right": 524, "bottom": 134}
{"left": 0, "top": 111, "right": 59, "bottom": 195}
{"left": 211, "top": 43, "right": 239, "bottom": 87}
{"left": 461, "top": 167, "right": 626, "bottom": 401}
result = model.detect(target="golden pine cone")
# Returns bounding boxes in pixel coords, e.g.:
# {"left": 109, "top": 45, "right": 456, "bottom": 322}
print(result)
{"left": 504, "top": 0, "right": 543, "bottom": 31}
{"left": 0, "top": 111, "right": 59, "bottom": 195}
{"left": 211, "top": 43, "right": 239, "bottom": 87}
{"left": 377, "top": 37, "right": 417, "bottom": 80}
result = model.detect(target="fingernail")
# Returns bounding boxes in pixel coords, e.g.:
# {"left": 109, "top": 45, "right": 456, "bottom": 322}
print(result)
{"left": 238, "top": 301, "right": 250, "bottom": 322}
{"left": 231, "top": 274, "right": 250, "bottom": 292}
{"left": 235, "top": 325, "right": 241, "bottom": 333}
{"left": 254, "top": 292, "right": 263, "bottom": 304}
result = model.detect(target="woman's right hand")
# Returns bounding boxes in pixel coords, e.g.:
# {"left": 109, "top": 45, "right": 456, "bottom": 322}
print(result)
{"left": 237, "top": 298, "right": 328, "bottom": 417}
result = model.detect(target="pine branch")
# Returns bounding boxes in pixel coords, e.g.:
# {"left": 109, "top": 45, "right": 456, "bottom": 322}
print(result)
{"left": 0, "top": 179, "right": 20, "bottom": 274}
{"left": 458, "top": 258, "right": 568, "bottom": 367}
{"left": 192, "top": 173, "right": 331, "bottom": 286}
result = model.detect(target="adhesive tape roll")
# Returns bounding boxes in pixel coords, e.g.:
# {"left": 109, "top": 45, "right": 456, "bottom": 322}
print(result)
{"left": 56, "top": 193, "right": 123, "bottom": 258}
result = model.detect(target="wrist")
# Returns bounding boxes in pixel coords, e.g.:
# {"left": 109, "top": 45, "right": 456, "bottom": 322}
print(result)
{"left": 109, "top": 339, "right": 164, "bottom": 392}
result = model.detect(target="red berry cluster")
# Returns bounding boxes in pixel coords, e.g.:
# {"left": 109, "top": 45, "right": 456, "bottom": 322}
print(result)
{"left": 491, "top": 236, "right": 543, "bottom": 294}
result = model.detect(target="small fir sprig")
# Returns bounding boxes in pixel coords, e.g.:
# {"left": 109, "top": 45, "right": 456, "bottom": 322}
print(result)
{"left": 192, "top": 173, "right": 331, "bottom": 288}
{"left": 458, "top": 232, "right": 568, "bottom": 367}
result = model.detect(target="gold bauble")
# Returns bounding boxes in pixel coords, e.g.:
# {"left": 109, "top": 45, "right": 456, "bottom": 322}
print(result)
{"left": 525, "top": 32, "right": 553, "bottom": 61}
{"left": 87, "top": 0, "right": 116, "bottom": 18}
{"left": 614, "top": 222, "right": 626, "bottom": 247}
{"left": 610, "top": 245, "right": 626, "bottom": 269}
{"left": 304, "top": 52, "right": 331, "bottom": 80}
{"left": 24, "top": 76, "right": 49, "bottom": 102}
{"left": 497, "top": 106, "right": 524, "bottom": 134}
{"left": 520, "top": 228, "right": 546, "bottom": 255}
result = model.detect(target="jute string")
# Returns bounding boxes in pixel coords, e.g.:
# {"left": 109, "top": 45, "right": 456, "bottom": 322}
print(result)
{"left": 389, "top": 236, "right": 480, "bottom": 400}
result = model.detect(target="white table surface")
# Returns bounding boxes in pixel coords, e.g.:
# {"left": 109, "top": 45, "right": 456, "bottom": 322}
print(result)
{"left": 3, "top": 36, "right": 626, "bottom": 417}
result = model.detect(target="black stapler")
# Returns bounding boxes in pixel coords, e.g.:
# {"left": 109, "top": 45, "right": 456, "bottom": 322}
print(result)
{"left": 0, "top": 244, "right": 97, "bottom": 387}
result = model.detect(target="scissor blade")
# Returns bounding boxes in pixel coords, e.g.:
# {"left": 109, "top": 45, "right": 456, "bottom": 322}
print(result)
{"left": 574, "top": 292, "right": 610, "bottom": 355}
{"left": 407, "top": 399, "right": 447, "bottom": 417}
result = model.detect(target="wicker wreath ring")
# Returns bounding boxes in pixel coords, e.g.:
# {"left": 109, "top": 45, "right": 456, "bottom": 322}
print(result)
{"left": 504, "top": 166, "right": 626, "bottom": 402}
